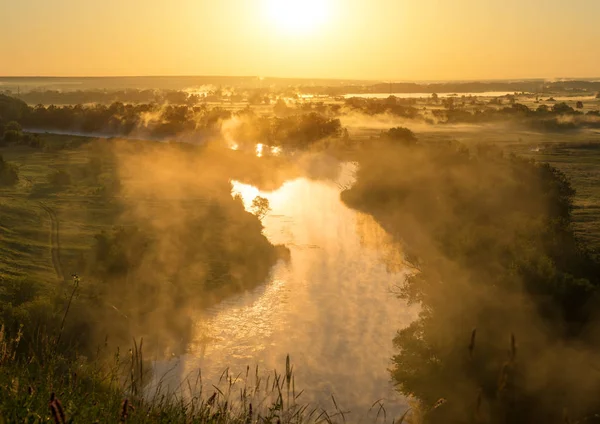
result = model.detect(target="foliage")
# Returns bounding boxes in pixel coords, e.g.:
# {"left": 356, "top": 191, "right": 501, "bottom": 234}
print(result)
{"left": 0, "top": 95, "right": 343, "bottom": 150}
{"left": 1, "top": 121, "right": 23, "bottom": 145}
{"left": 340, "top": 94, "right": 600, "bottom": 132}
{"left": 526, "top": 141, "right": 600, "bottom": 256}
{"left": 75, "top": 191, "right": 281, "bottom": 351}
{"left": 0, "top": 297, "right": 342, "bottom": 423}
{"left": 0, "top": 134, "right": 289, "bottom": 357}
{"left": 0, "top": 135, "right": 304, "bottom": 422}
{"left": 2, "top": 130, "right": 21, "bottom": 144}
{"left": 229, "top": 111, "right": 342, "bottom": 149}
{"left": 0, "top": 120, "right": 45, "bottom": 148}
{"left": 47, "top": 169, "right": 71, "bottom": 186}
{"left": 0, "top": 155, "right": 18, "bottom": 186}
{"left": 344, "top": 96, "right": 420, "bottom": 118}
{"left": 18, "top": 133, "right": 45, "bottom": 148}
{"left": 380, "top": 127, "right": 417, "bottom": 145}
{"left": 343, "top": 137, "right": 600, "bottom": 423}
{"left": 0, "top": 95, "right": 28, "bottom": 123}
{"left": 0, "top": 277, "right": 48, "bottom": 338}
{"left": 251, "top": 196, "right": 271, "bottom": 220}
{"left": 273, "top": 98, "right": 290, "bottom": 116}
{"left": 91, "top": 226, "right": 149, "bottom": 278}
{"left": 4, "top": 121, "right": 22, "bottom": 133}
{"left": 274, "top": 112, "right": 342, "bottom": 148}
{"left": 8, "top": 80, "right": 600, "bottom": 105}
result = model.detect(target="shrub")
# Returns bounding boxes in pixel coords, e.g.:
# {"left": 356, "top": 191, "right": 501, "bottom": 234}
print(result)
{"left": 381, "top": 127, "right": 417, "bottom": 145}
{"left": 4, "top": 121, "right": 22, "bottom": 132}
{"left": 2, "top": 130, "right": 21, "bottom": 143}
{"left": 0, "top": 155, "right": 18, "bottom": 186}
{"left": 48, "top": 169, "right": 71, "bottom": 186}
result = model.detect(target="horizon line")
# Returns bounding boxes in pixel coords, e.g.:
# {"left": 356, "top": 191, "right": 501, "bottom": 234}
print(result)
{"left": 1, "top": 75, "right": 600, "bottom": 84}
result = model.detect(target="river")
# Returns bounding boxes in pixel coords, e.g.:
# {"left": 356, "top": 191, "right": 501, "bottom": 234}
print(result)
{"left": 20, "top": 126, "right": 418, "bottom": 416}
{"left": 150, "top": 160, "right": 417, "bottom": 420}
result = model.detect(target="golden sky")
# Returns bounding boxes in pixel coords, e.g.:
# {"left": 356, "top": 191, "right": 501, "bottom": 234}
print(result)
{"left": 1, "top": 0, "right": 599, "bottom": 80}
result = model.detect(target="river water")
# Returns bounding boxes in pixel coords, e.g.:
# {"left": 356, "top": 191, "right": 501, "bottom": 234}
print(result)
{"left": 151, "top": 161, "right": 418, "bottom": 419}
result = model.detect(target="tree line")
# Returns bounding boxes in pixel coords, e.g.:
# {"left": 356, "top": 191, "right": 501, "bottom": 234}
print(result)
{"left": 342, "top": 134, "right": 600, "bottom": 423}
{"left": 0, "top": 94, "right": 342, "bottom": 147}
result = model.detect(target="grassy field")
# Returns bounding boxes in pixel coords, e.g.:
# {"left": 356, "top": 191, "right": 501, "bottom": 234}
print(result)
{"left": 0, "top": 135, "right": 125, "bottom": 281}
{"left": 3, "top": 128, "right": 599, "bottom": 284}
{"left": 526, "top": 141, "right": 600, "bottom": 253}
{"left": 0, "top": 133, "right": 340, "bottom": 423}
{"left": 415, "top": 126, "right": 600, "bottom": 254}
{"left": 1, "top": 128, "right": 600, "bottom": 422}
{"left": 0, "top": 134, "right": 122, "bottom": 285}
{"left": 350, "top": 121, "right": 600, "bottom": 253}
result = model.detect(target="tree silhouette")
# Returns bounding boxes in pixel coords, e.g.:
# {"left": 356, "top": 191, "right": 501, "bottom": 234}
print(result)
{"left": 251, "top": 196, "right": 271, "bottom": 220}
{"left": 381, "top": 127, "right": 417, "bottom": 145}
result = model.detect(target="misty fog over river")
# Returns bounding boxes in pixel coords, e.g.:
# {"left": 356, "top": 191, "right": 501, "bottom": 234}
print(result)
{"left": 151, "top": 161, "right": 418, "bottom": 417}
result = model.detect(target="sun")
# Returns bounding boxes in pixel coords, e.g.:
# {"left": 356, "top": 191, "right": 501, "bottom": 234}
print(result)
{"left": 263, "top": 0, "right": 330, "bottom": 35}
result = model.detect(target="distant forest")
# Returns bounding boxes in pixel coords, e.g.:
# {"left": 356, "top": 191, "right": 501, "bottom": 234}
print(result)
{"left": 1, "top": 79, "right": 600, "bottom": 104}
{"left": 2, "top": 90, "right": 599, "bottom": 150}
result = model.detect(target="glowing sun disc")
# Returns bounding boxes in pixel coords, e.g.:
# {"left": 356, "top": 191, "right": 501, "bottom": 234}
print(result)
{"left": 264, "top": 0, "right": 329, "bottom": 35}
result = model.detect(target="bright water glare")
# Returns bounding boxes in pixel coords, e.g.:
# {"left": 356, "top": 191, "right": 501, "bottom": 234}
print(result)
{"left": 152, "top": 162, "right": 418, "bottom": 418}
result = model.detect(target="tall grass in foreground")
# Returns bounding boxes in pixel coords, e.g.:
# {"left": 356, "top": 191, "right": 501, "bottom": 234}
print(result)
{"left": 0, "top": 274, "right": 411, "bottom": 424}
{"left": 0, "top": 326, "right": 412, "bottom": 423}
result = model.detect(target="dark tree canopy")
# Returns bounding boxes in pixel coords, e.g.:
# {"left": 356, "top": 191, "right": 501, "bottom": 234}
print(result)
{"left": 343, "top": 139, "right": 600, "bottom": 423}
{"left": 380, "top": 127, "right": 417, "bottom": 145}
{"left": 0, "top": 94, "right": 28, "bottom": 123}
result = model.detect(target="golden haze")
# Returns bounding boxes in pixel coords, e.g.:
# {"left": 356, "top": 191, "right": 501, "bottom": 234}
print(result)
{"left": 1, "top": 0, "right": 600, "bottom": 79}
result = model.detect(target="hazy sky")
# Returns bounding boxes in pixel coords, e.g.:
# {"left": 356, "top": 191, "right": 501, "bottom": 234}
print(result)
{"left": 2, "top": 0, "right": 599, "bottom": 80}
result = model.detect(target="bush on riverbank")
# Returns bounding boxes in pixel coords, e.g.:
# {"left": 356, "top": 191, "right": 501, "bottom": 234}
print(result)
{"left": 343, "top": 136, "right": 600, "bottom": 423}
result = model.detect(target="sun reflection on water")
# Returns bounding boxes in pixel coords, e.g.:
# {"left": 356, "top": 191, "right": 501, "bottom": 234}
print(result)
{"left": 156, "top": 165, "right": 418, "bottom": 416}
